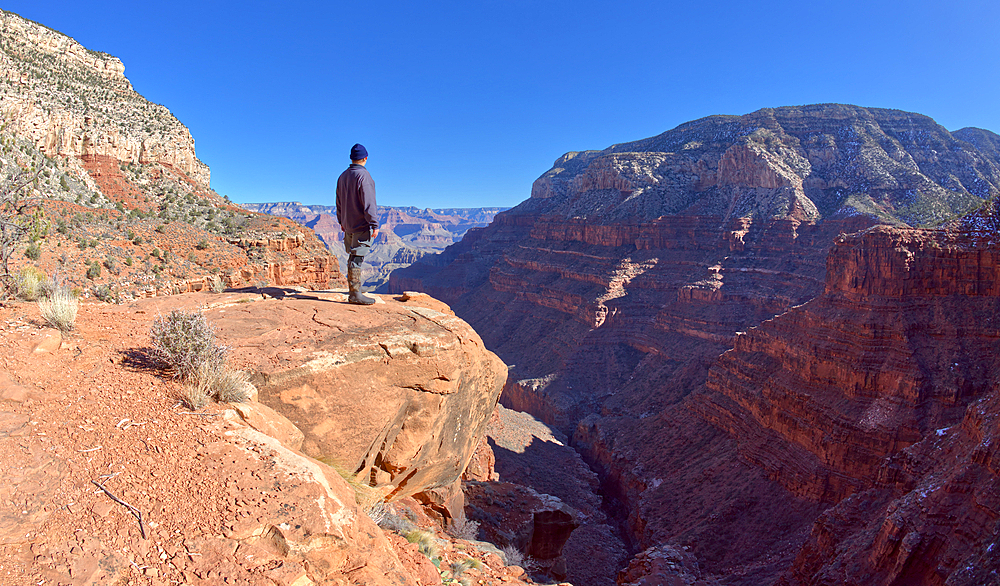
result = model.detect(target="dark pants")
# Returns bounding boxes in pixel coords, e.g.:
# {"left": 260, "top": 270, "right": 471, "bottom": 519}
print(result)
{"left": 343, "top": 229, "right": 374, "bottom": 270}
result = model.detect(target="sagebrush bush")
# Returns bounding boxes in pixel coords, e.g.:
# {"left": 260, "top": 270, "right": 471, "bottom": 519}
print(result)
{"left": 38, "top": 286, "right": 78, "bottom": 332}
{"left": 375, "top": 508, "right": 414, "bottom": 533}
{"left": 150, "top": 310, "right": 226, "bottom": 379}
{"left": 500, "top": 544, "right": 524, "bottom": 567}
{"left": 92, "top": 284, "right": 118, "bottom": 304}
{"left": 150, "top": 310, "right": 253, "bottom": 409}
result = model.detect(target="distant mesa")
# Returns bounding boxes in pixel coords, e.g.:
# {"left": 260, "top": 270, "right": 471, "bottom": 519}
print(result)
{"left": 525, "top": 103, "right": 999, "bottom": 227}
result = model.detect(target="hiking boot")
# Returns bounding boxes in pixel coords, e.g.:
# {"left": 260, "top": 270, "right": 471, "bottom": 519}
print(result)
{"left": 347, "top": 267, "right": 375, "bottom": 305}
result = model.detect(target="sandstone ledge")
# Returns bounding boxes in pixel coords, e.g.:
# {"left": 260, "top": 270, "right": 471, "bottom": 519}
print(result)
{"left": 201, "top": 290, "right": 508, "bottom": 521}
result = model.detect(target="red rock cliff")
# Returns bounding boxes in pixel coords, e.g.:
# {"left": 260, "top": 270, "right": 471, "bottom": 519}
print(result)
{"left": 699, "top": 227, "right": 1000, "bottom": 503}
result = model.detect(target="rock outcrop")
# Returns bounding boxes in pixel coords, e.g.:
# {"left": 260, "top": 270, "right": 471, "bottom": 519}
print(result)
{"left": 0, "top": 11, "right": 343, "bottom": 296}
{"left": 465, "top": 481, "right": 581, "bottom": 579}
{"left": 225, "top": 228, "right": 343, "bottom": 291}
{"left": 208, "top": 290, "right": 507, "bottom": 524}
{"left": 389, "top": 105, "right": 1000, "bottom": 584}
{"left": 618, "top": 544, "right": 716, "bottom": 586}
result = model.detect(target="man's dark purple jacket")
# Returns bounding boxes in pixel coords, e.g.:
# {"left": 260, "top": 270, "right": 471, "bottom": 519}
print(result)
{"left": 335, "top": 163, "right": 378, "bottom": 234}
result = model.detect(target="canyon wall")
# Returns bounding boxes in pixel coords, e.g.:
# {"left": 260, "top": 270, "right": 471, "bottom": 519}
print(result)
{"left": 763, "top": 227, "right": 1000, "bottom": 585}
{"left": 389, "top": 105, "right": 1000, "bottom": 584}
{"left": 0, "top": 10, "right": 342, "bottom": 295}
{"left": 0, "top": 10, "right": 210, "bottom": 186}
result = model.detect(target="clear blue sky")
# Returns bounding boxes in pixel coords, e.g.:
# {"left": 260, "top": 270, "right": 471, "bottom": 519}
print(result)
{"left": 3, "top": 1, "right": 999, "bottom": 208}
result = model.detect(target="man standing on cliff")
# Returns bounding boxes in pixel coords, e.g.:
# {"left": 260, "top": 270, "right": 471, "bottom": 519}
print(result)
{"left": 336, "top": 143, "right": 379, "bottom": 305}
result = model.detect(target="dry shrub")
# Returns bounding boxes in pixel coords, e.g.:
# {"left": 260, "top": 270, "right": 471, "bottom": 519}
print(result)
{"left": 375, "top": 507, "right": 414, "bottom": 533}
{"left": 179, "top": 366, "right": 249, "bottom": 409}
{"left": 150, "top": 310, "right": 226, "bottom": 379}
{"left": 193, "top": 360, "right": 251, "bottom": 403}
{"left": 38, "top": 286, "right": 78, "bottom": 332}
{"left": 216, "top": 369, "right": 252, "bottom": 403}
{"left": 450, "top": 558, "right": 483, "bottom": 585}
{"left": 448, "top": 517, "right": 480, "bottom": 540}
{"left": 404, "top": 530, "right": 440, "bottom": 559}
{"left": 150, "top": 309, "right": 250, "bottom": 409}
{"left": 182, "top": 380, "right": 211, "bottom": 410}
{"left": 500, "top": 544, "right": 525, "bottom": 568}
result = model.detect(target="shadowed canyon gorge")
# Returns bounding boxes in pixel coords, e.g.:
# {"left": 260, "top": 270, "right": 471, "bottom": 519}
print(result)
{"left": 391, "top": 105, "right": 1000, "bottom": 585}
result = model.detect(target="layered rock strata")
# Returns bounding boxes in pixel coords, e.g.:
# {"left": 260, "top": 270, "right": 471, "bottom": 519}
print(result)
{"left": 697, "top": 226, "right": 1000, "bottom": 502}
{"left": 524, "top": 227, "right": 1000, "bottom": 585}
{"left": 245, "top": 203, "right": 508, "bottom": 291}
{"left": 226, "top": 228, "right": 343, "bottom": 291}
{"left": 725, "top": 227, "right": 1000, "bottom": 585}
{"left": 389, "top": 105, "right": 1000, "bottom": 584}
